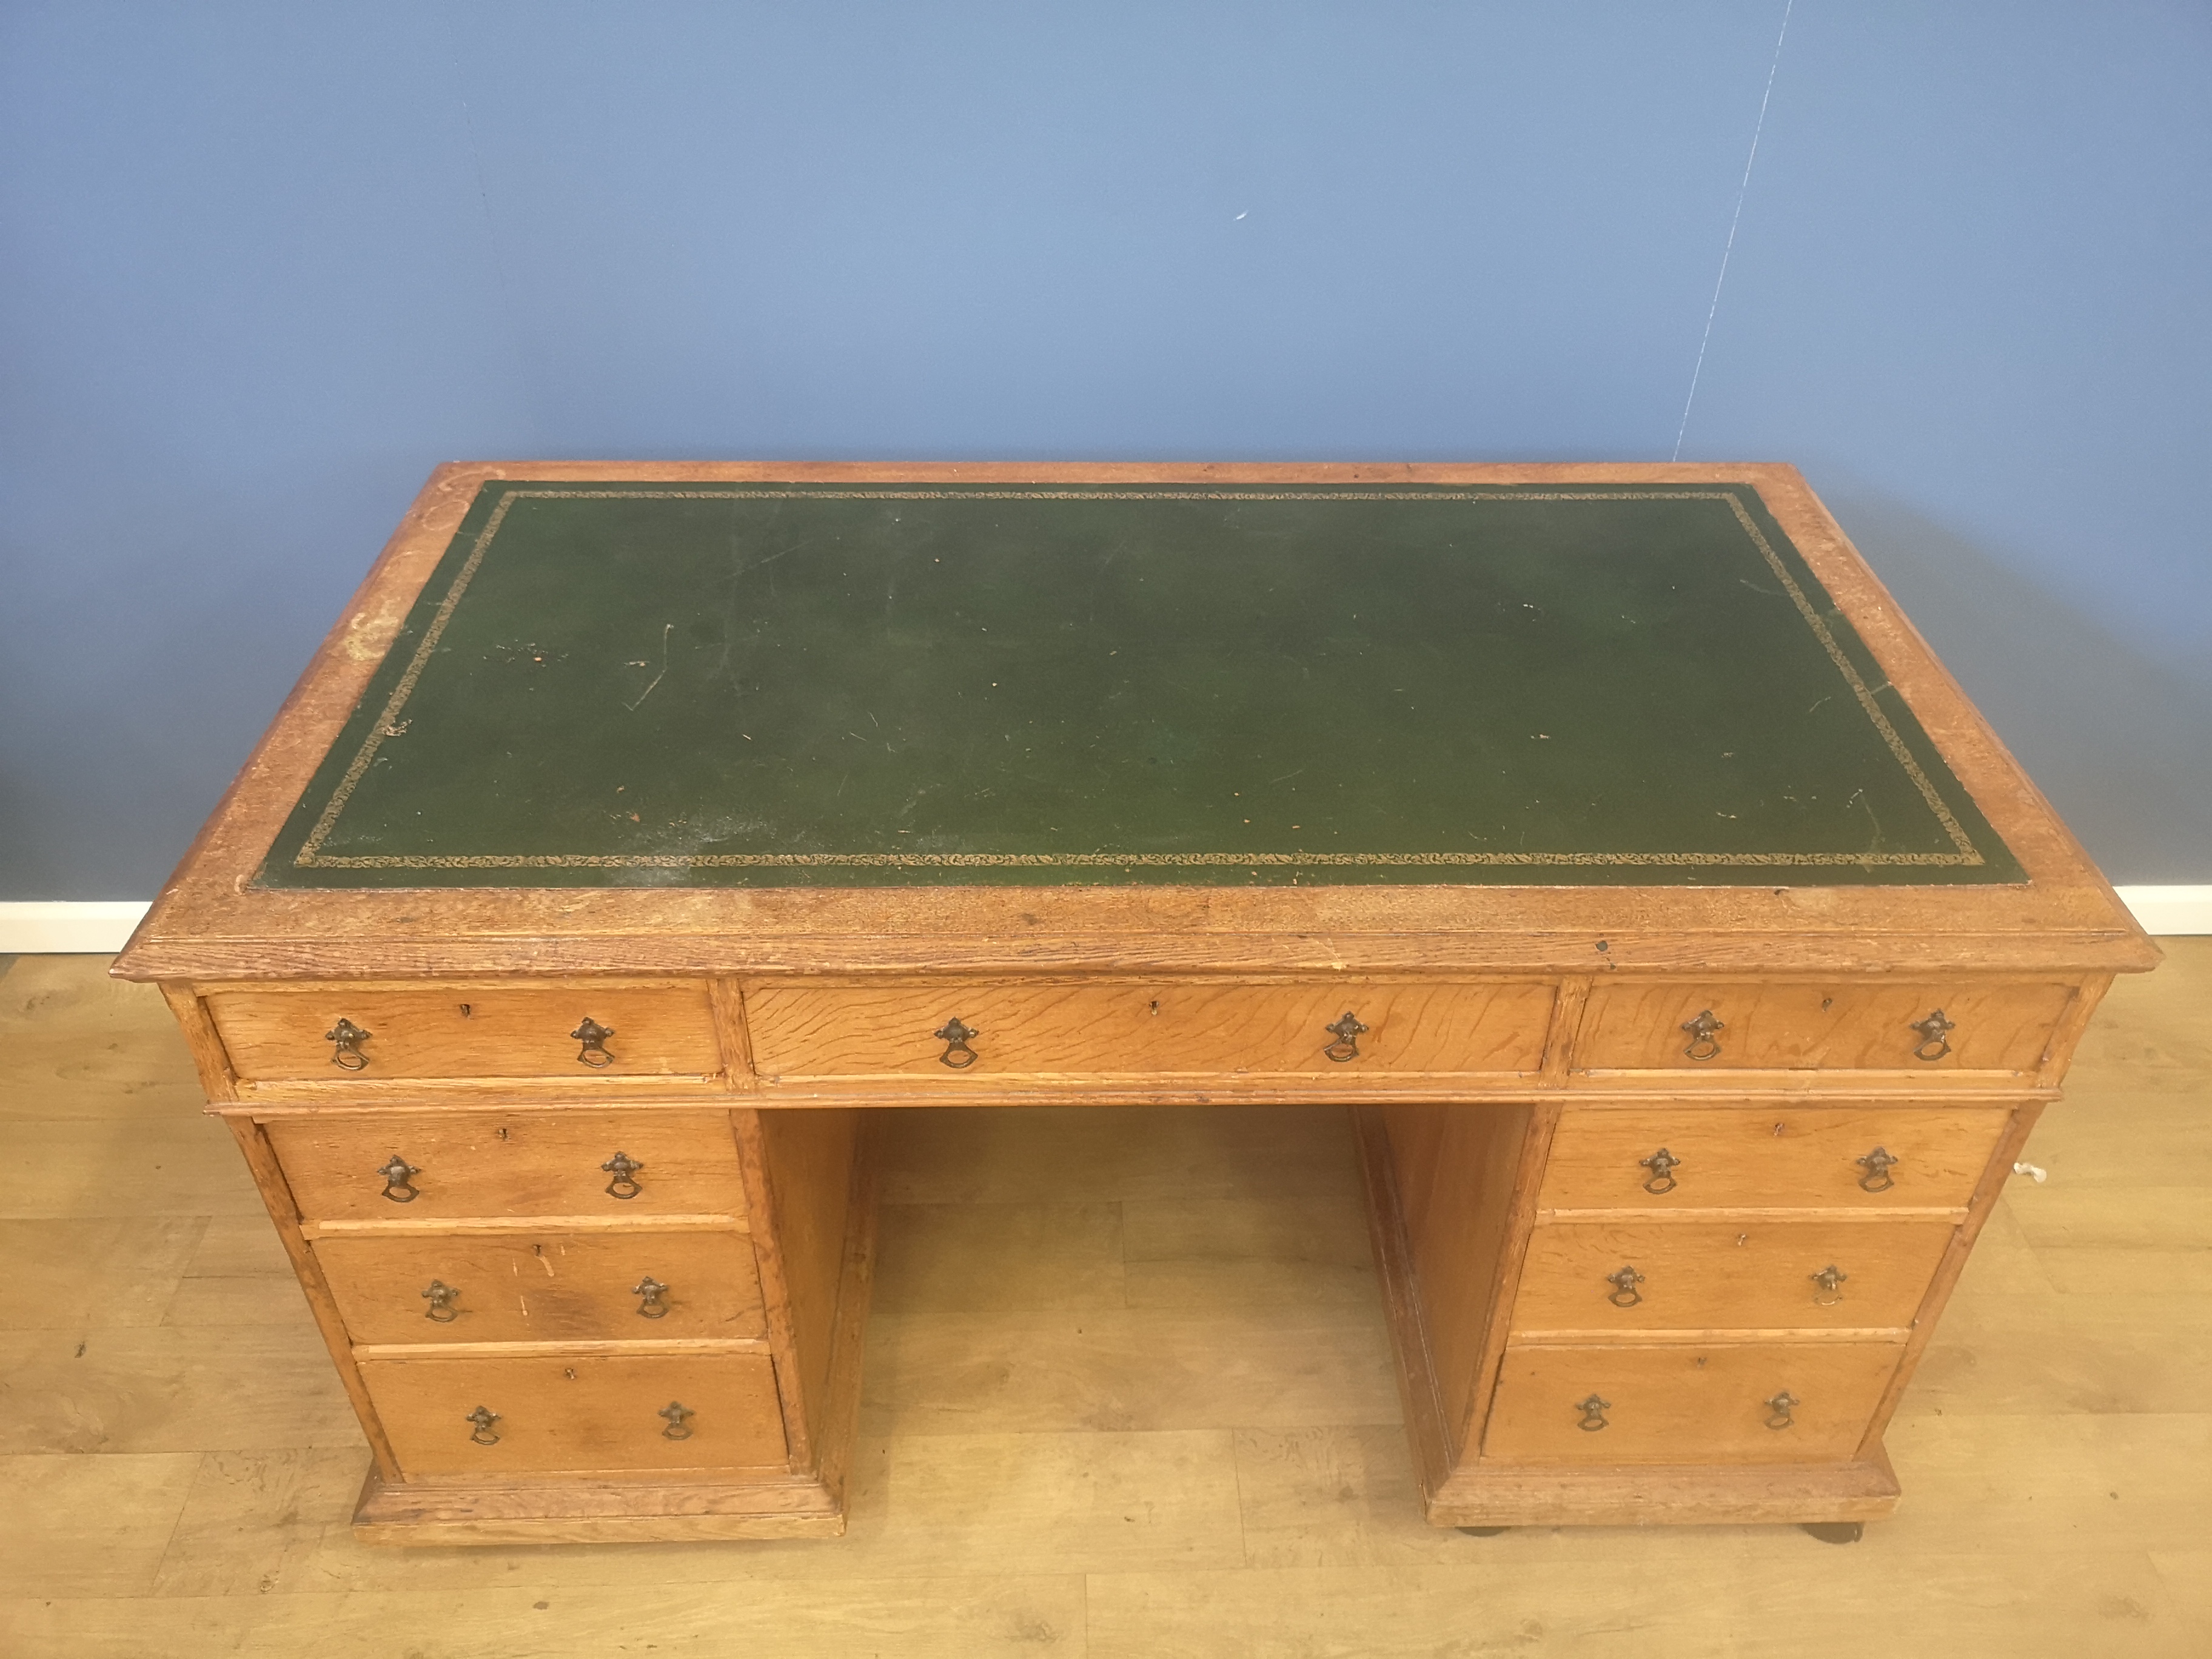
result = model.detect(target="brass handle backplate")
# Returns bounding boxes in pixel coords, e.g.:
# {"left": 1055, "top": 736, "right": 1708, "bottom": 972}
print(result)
{"left": 633, "top": 1275, "right": 671, "bottom": 1318}
{"left": 659, "top": 1400, "right": 694, "bottom": 1441}
{"left": 1856, "top": 1147, "right": 1899, "bottom": 1193}
{"left": 1765, "top": 1390, "right": 1799, "bottom": 1430}
{"left": 1680, "top": 1008, "right": 1724, "bottom": 1062}
{"left": 326, "top": 1017, "right": 371, "bottom": 1070}
{"left": 1322, "top": 1011, "right": 1369, "bottom": 1064}
{"left": 1811, "top": 1264, "right": 1848, "bottom": 1306}
{"left": 1909, "top": 1008, "right": 1956, "bottom": 1062}
{"left": 376, "top": 1155, "right": 420, "bottom": 1204}
{"left": 1605, "top": 1265, "right": 1645, "bottom": 1309}
{"left": 466, "top": 1405, "right": 501, "bottom": 1446}
{"left": 1639, "top": 1148, "right": 1681, "bottom": 1195}
{"left": 1575, "top": 1393, "right": 1611, "bottom": 1432}
{"left": 934, "top": 1017, "right": 980, "bottom": 1069}
{"left": 602, "top": 1151, "right": 643, "bottom": 1201}
{"left": 571, "top": 1017, "right": 615, "bottom": 1068}
{"left": 421, "top": 1279, "right": 461, "bottom": 1322}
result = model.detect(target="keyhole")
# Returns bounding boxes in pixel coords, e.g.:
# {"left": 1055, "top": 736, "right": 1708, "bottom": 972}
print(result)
{"left": 458, "top": 1003, "right": 473, "bottom": 1019}
{"left": 1773, "top": 1122, "right": 1785, "bottom": 1137}
{"left": 564, "top": 1367, "right": 576, "bottom": 1380}
{"left": 1737, "top": 1234, "right": 1749, "bottom": 1247}
{"left": 1821, "top": 997, "right": 1833, "bottom": 1012}
{"left": 1150, "top": 1000, "right": 1160, "bottom": 1016}
{"left": 532, "top": 1242, "right": 544, "bottom": 1256}
{"left": 1695, "top": 1356, "right": 1708, "bottom": 1367}
{"left": 495, "top": 1127, "right": 509, "bottom": 1141}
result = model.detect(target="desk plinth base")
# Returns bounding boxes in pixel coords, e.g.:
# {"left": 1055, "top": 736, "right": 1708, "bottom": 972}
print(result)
{"left": 1423, "top": 1450, "right": 1901, "bottom": 1530}
{"left": 352, "top": 1469, "right": 847, "bottom": 1546}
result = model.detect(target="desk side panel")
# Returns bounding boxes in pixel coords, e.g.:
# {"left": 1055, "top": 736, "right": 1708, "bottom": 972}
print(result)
{"left": 740, "top": 1107, "right": 865, "bottom": 1481}
{"left": 1374, "top": 1103, "right": 1538, "bottom": 1460}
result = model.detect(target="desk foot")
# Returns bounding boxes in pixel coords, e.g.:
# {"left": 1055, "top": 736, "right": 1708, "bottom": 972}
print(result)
{"left": 1800, "top": 1521, "right": 1864, "bottom": 1546}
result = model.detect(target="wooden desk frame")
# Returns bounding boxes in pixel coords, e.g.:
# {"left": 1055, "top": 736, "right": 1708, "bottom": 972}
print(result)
{"left": 116, "top": 463, "right": 2156, "bottom": 1544}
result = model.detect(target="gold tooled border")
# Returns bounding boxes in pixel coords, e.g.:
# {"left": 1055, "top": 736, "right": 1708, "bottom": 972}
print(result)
{"left": 294, "top": 486, "right": 1985, "bottom": 873}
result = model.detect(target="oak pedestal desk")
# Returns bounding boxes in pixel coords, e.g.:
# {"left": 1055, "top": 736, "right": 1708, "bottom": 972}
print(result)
{"left": 113, "top": 462, "right": 2157, "bottom": 1545}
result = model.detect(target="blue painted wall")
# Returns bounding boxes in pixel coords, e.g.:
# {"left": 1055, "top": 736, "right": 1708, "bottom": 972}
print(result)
{"left": 3, "top": 1, "right": 2207, "bottom": 895}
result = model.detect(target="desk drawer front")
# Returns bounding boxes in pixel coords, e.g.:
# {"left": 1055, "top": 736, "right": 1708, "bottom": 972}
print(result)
{"left": 206, "top": 984, "right": 723, "bottom": 1082}
{"left": 1539, "top": 1106, "right": 2010, "bottom": 1212}
{"left": 316, "top": 1230, "right": 764, "bottom": 1344}
{"left": 1575, "top": 980, "right": 2073, "bottom": 1074}
{"left": 1484, "top": 1341, "right": 1903, "bottom": 1464}
{"left": 745, "top": 980, "right": 1553, "bottom": 1081}
{"left": 1510, "top": 1219, "right": 1956, "bottom": 1335}
{"left": 360, "top": 1352, "right": 787, "bottom": 1475}
{"left": 267, "top": 1111, "right": 746, "bottom": 1222}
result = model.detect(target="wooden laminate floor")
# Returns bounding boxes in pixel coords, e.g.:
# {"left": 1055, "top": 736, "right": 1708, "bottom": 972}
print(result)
{"left": 2, "top": 950, "right": 2207, "bottom": 1658}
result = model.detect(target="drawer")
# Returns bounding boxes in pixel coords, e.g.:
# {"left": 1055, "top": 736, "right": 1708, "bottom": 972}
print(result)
{"left": 1574, "top": 979, "right": 2075, "bottom": 1074}
{"left": 743, "top": 979, "right": 1554, "bottom": 1081}
{"left": 205, "top": 983, "right": 723, "bottom": 1082}
{"left": 1510, "top": 1218, "right": 1956, "bottom": 1335}
{"left": 1538, "top": 1105, "right": 2011, "bottom": 1212}
{"left": 266, "top": 1110, "right": 746, "bottom": 1222}
{"left": 315, "top": 1230, "right": 765, "bottom": 1345}
{"left": 1483, "top": 1341, "right": 1903, "bottom": 1464}
{"left": 360, "top": 1352, "right": 787, "bottom": 1475}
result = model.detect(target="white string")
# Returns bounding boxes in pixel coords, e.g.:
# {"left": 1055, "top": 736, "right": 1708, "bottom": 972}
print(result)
{"left": 1672, "top": 0, "right": 1795, "bottom": 461}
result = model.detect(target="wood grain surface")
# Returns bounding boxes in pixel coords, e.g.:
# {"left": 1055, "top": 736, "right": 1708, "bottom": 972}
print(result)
{"left": 358, "top": 1350, "right": 787, "bottom": 1476}
{"left": 1572, "top": 977, "right": 2076, "bottom": 1074}
{"left": 1372, "top": 1102, "right": 1538, "bottom": 1461}
{"left": 1481, "top": 1340, "right": 1906, "bottom": 1464}
{"left": 205, "top": 982, "right": 724, "bottom": 1081}
{"left": 356, "top": 1353, "right": 787, "bottom": 1477}
{"left": 1509, "top": 1218, "right": 1957, "bottom": 1335}
{"left": 263, "top": 1110, "right": 748, "bottom": 1222}
{"left": 1537, "top": 1104, "right": 2013, "bottom": 1213}
{"left": 745, "top": 979, "right": 1553, "bottom": 1081}
{"left": 347, "top": 1467, "right": 844, "bottom": 1544}
{"left": 311, "top": 1229, "right": 765, "bottom": 1344}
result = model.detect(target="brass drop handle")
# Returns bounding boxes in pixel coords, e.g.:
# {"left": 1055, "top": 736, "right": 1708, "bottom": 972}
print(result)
{"left": 571, "top": 1017, "right": 615, "bottom": 1068}
{"left": 1575, "top": 1393, "right": 1611, "bottom": 1432}
{"left": 659, "top": 1400, "right": 694, "bottom": 1441}
{"left": 465, "top": 1405, "right": 501, "bottom": 1446}
{"left": 326, "top": 1017, "right": 371, "bottom": 1070}
{"left": 1811, "top": 1264, "right": 1848, "bottom": 1306}
{"left": 1856, "top": 1147, "right": 1899, "bottom": 1193}
{"left": 1909, "top": 1008, "right": 1956, "bottom": 1062}
{"left": 633, "top": 1275, "right": 671, "bottom": 1318}
{"left": 602, "top": 1151, "right": 643, "bottom": 1201}
{"left": 1680, "top": 1008, "right": 1724, "bottom": 1062}
{"left": 421, "top": 1279, "right": 461, "bottom": 1322}
{"left": 376, "top": 1155, "right": 420, "bottom": 1204}
{"left": 934, "top": 1017, "right": 980, "bottom": 1069}
{"left": 1604, "top": 1265, "right": 1645, "bottom": 1308}
{"left": 1765, "top": 1390, "right": 1799, "bottom": 1430}
{"left": 1322, "top": 1011, "right": 1370, "bottom": 1064}
{"left": 1640, "top": 1147, "right": 1681, "bottom": 1195}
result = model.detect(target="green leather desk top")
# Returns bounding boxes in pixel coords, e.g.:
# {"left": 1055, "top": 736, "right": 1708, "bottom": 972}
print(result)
{"left": 258, "top": 480, "right": 2020, "bottom": 890}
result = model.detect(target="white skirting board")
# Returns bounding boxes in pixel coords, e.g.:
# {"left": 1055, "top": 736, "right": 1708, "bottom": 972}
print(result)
{"left": 2, "top": 889, "right": 2210, "bottom": 955}
{"left": 2113, "top": 885, "right": 2212, "bottom": 936}
{"left": 0, "top": 902, "right": 155, "bottom": 954}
